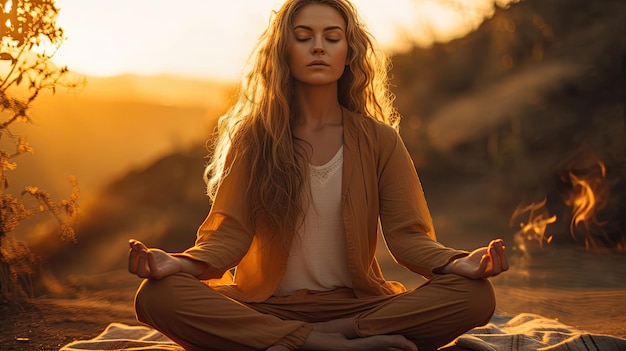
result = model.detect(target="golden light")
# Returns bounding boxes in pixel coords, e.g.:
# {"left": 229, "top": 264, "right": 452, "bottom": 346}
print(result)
{"left": 51, "top": 0, "right": 520, "bottom": 80}
{"left": 14, "top": 0, "right": 520, "bottom": 210}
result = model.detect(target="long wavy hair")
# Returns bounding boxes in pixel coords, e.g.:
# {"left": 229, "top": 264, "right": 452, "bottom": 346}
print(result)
{"left": 205, "top": 0, "right": 399, "bottom": 246}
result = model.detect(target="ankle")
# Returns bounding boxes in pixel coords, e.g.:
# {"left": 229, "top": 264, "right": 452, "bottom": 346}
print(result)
{"left": 313, "top": 318, "right": 358, "bottom": 339}
{"left": 302, "top": 330, "right": 350, "bottom": 350}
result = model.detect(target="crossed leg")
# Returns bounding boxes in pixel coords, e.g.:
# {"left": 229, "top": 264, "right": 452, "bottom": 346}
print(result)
{"left": 135, "top": 273, "right": 494, "bottom": 350}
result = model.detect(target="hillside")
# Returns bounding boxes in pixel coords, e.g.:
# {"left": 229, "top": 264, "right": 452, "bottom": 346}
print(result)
{"left": 24, "top": 0, "right": 626, "bottom": 285}
{"left": 8, "top": 74, "right": 233, "bottom": 243}
{"left": 392, "top": 0, "right": 626, "bottom": 248}
{"left": 10, "top": 73, "right": 232, "bottom": 197}
{"left": 28, "top": 147, "right": 210, "bottom": 281}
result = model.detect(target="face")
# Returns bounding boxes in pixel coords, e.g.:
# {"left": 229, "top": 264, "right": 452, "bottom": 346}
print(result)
{"left": 288, "top": 4, "right": 349, "bottom": 87}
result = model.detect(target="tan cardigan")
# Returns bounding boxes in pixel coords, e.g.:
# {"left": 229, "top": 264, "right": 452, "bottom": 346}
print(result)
{"left": 179, "top": 107, "right": 467, "bottom": 302}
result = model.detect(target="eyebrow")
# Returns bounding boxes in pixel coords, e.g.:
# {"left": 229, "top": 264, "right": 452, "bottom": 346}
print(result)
{"left": 293, "top": 25, "right": 345, "bottom": 32}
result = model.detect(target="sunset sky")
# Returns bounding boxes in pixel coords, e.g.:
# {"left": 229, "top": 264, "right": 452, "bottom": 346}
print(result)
{"left": 52, "top": 0, "right": 518, "bottom": 81}
{"left": 8, "top": 0, "right": 518, "bottom": 207}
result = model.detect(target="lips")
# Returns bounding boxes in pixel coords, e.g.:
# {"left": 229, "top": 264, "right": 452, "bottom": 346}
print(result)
{"left": 307, "top": 60, "right": 329, "bottom": 66}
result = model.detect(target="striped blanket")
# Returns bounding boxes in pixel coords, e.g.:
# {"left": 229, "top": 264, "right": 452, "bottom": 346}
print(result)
{"left": 61, "top": 313, "right": 626, "bottom": 351}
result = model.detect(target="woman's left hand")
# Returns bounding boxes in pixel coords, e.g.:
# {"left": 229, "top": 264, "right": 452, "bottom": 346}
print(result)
{"left": 443, "top": 239, "right": 509, "bottom": 279}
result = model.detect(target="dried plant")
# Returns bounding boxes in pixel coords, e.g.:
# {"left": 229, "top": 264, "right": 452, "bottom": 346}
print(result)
{"left": 0, "top": 0, "right": 83, "bottom": 303}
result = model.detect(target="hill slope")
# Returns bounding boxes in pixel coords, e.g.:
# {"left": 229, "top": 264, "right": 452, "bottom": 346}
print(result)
{"left": 27, "top": 0, "right": 626, "bottom": 281}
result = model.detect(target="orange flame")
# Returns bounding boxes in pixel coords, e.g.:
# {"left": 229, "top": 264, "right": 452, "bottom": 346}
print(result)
{"left": 510, "top": 156, "right": 621, "bottom": 254}
{"left": 564, "top": 160, "right": 608, "bottom": 250}
{"left": 510, "top": 198, "right": 557, "bottom": 257}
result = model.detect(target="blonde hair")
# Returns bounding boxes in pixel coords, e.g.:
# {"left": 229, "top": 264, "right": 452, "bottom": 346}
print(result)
{"left": 205, "top": 0, "right": 399, "bottom": 245}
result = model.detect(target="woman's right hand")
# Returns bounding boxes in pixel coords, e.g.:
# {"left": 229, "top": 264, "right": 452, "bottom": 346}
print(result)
{"left": 128, "top": 239, "right": 182, "bottom": 280}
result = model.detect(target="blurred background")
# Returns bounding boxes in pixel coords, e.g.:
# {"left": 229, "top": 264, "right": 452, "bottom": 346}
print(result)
{"left": 2, "top": 0, "right": 625, "bottom": 331}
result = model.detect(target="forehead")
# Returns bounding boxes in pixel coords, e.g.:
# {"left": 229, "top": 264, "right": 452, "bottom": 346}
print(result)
{"left": 292, "top": 3, "right": 346, "bottom": 29}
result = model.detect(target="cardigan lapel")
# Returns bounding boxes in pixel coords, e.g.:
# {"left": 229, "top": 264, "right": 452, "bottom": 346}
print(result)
{"left": 341, "top": 106, "right": 359, "bottom": 198}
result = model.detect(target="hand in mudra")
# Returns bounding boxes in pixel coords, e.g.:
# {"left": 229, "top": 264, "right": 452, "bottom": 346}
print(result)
{"left": 128, "top": 239, "right": 182, "bottom": 280}
{"left": 445, "top": 239, "right": 509, "bottom": 279}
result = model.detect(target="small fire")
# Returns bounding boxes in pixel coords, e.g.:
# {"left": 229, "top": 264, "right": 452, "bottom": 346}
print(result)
{"left": 564, "top": 159, "right": 609, "bottom": 250}
{"left": 510, "top": 154, "right": 619, "bottom": 254}
{"left": 510, "top": 198, "right": 557, "bottom": 257}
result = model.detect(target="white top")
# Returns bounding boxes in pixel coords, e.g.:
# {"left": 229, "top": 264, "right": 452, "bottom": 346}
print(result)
{"left": 273, "top": 146, "right": 353, "bottom": 296}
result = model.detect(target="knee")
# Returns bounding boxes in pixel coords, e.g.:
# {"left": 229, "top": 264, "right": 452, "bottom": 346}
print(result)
{"left": 431, "top": 274, "right": 495, "bottom": 327}
{"left": 454, "top": 275, "right": 496, "bottom": 327}
{"left": 134, "top": 273, "right": 194, "bottom": 324}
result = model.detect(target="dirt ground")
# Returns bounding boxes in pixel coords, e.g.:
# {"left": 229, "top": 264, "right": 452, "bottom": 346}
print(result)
{"left": 2, "top": 171, "right": 624, "bottom": 350}
{"left": 0, "top": 272, "right": 140, "bottom": 351}
{"left": 1, "top": 268, "right": 625, "bottom": 351}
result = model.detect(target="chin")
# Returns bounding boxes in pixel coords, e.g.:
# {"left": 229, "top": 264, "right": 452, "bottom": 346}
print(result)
{"left": 295, "top": 75, "right": 343, "bottom": 86}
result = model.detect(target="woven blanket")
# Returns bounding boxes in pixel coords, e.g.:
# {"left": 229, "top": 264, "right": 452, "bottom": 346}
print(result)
{"left": 60, "top": 313, "right": 626, "bottom": 351}
{"left": 454, "top": 313, "right": 626, "bottom": 351}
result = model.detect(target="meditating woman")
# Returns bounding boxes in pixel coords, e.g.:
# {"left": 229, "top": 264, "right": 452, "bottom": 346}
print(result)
{"left": 128, "top": 0, "right": 509, "bottom": 350}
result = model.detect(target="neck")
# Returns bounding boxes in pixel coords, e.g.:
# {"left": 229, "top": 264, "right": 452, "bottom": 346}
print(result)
{"left": 293, "top": 82, "right": 342, "bottom": 128}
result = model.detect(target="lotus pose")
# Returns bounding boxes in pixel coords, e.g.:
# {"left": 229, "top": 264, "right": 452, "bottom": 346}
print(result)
{"left": 128, "top": 0, "right": 509, "bottom": 350}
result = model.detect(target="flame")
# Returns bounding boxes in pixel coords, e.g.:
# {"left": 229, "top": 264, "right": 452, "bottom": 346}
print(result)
{"left": 510, "top": 155, "right": 622, "bottom": 254}
{"left": 510, "top": 198, "right": 557, "bottom": 257}
{"left": 564, "top": 159, "right": 608, "bottom": 250}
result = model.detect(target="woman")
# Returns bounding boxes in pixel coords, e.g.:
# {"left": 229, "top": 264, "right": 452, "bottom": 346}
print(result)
{"left": 128, "top": 1, "right": 509, "bottom": 350}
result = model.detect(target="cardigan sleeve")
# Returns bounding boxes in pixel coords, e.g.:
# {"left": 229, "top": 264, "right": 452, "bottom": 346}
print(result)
{"left": 176, "top": 153, "right": 255, "bottom": 280}
{"left": 377, "top": 128, "right": 467, "bottom": 278}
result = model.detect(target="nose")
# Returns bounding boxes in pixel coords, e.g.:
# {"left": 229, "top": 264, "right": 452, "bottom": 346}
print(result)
{"left": 312, "top": 46, "right": 325, "bottom": 55}
{"left": 312, "top": 39, "right": 325, "bottom": 55}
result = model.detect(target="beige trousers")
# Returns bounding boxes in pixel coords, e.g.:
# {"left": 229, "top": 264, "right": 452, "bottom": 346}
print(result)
{"left": 134, "top": 273, "right": 495, "bottom": 351}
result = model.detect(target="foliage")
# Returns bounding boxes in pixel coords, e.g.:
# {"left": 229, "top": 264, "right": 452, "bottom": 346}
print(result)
{"left": 392, "top": 0, "right": 626, "bottom": 251}
{"left": 0, "top": 0, "right": 82, "bottom": 302}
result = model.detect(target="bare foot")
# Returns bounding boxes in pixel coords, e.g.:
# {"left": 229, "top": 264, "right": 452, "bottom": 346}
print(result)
{"left": 313, "top": 318, "right": 359, "bottom": 338}
{"left": 348, "top": 334, "right": 418, "bottom": 351}
{"left": 301, "top": 330, "right": 417, "bottom": 351}
{"left": 309, "top": 318, "right": 417, "bottom": 351}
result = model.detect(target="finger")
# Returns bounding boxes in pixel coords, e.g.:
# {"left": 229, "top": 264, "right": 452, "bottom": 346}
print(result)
{"left": 129, "top": 241, "right": 152, "bottom": 272}
{"left": 128, "top": 243, "right": 143, "bottom": 274}
{"left": 129, "top": 239, "right": 142, "bottom": 253}
{"left": 136, "top": 250, "right": 152, "bottom": 278}
{"left": 486, "top": 239, "right": 507, "bottom": 273}
{"left": 147, "top": 251, "right": 161, "bottom": 279}
{"left": 128, "top": 248, "right": 138, "bottom": 274}
{"left": 489, "top": 246, "right": 502, "bottom": 275}
{"left": 128, "top": 240, "right": 146, "bottom": 274}
{"left": 495, "top": 242, "right": 509, "bottom": 271}
{"left": 129, "top": 240, "right": 141, "bottom": 256}
{"left": 130, "top": 239, "right": 149, "bottom": 251}
{"left": 488, "top": 239, "right": 501, "bottom": 251}
{"left": 490, "top": 239, "right": 507, "bottom": 271}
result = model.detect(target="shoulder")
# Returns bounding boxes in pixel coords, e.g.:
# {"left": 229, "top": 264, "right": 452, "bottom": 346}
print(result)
{"left": 344, "top": 108, "right": 400, "bottom": 145}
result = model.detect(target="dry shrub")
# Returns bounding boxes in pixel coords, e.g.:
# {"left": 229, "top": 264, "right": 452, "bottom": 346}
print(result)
{"left": 0, "top": 0, "right": 83, "bottom": 303}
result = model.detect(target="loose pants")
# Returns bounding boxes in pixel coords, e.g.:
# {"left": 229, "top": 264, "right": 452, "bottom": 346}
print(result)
{"left": 134, "top": 273, "right": 495, "bottom": 351}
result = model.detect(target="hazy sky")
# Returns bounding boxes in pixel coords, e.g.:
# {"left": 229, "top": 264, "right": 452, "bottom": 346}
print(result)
{"left": 52, "top": 0, "right": 518, "bottom": 81}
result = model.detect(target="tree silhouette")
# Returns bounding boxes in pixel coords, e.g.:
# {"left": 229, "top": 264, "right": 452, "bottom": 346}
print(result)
{"left": 0, "top": 0, "right": 82, "bottom": 302}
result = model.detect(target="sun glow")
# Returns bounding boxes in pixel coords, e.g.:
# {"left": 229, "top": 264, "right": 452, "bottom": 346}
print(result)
{"left": 51, "top": 0, "right": 520, "bottom": 80}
